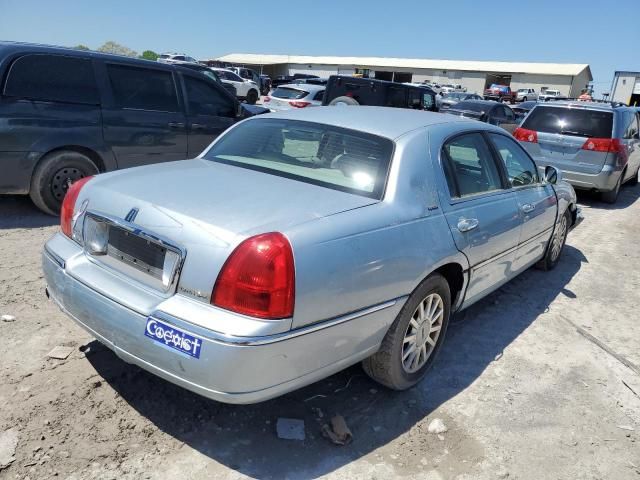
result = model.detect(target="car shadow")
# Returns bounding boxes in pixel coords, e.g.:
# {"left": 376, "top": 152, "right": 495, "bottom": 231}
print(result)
{"left": 0, "top": 195, "right": 57, "bottom": 229}
{"left": 86, "top": 245, "right": 586, "bottom": 479}
{"left": 576, "top": 181, "right": 640, "bottom": 210}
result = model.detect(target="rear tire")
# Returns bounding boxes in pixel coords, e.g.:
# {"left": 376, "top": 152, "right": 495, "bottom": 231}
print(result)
{"left": 536, "top": 209, "right": 570, "bottom": 271}
{"left": 245, "top": 89, "right": 259, "bottom": 105}
{"left": 362, "top": 273, "right": 451, "bottom": 390}
{"left": 29, "top": 150, "right": 99, "bottom": 215}
{"left": 601, "top": 173, "right": 622, "bottom": 204}
{"left": 328, "top": 96, "right": 360, "bottom": 106}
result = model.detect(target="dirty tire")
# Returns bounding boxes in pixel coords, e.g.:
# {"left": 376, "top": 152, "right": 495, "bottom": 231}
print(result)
{"left": 362, "top": 273, "right": 451, "bottom": 390}
{"left": 601, "top": 173, "right": 622, "bottom": 204}
{"left": 328, "top": 96, "right": 360, "bottom": 106}
{"left": 245, "top": 89, "right": 259, "bottom": 105}
{"left": 29, "top": 150, "right": 98, "bottom": 216}
{"left": 536, "top": 209, "right": 571, "bottom": 271}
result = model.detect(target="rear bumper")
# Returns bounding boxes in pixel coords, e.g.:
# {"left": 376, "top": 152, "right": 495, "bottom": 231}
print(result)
{"left": 537, "top": 164, "right": 622, "bottom": 192}
{"left": 42, "top": 242, "right": 402, "bottom": 404}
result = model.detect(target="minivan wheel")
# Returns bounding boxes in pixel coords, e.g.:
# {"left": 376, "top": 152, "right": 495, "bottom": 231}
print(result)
{"left": 30, "top": 150, "right": 99, "bottom": 215}
{"left": 245, "top": 89, "right": 259, "bottom": 105}
{"left": 601, "top": 174, "right": 622, "bottom": 204}
{"left": 536, "top": 209, "right": 570, "bottom": 271}
{"left": 362, "top": 273, "right": 450, "bottom": 390}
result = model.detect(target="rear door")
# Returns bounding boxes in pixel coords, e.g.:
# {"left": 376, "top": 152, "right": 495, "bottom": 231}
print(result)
{"left": 439, "top": 132, "right": 522, "bottom": 307}
{"left": 487, "top": 133, "right": 557, "bottom": 271}
{"left": 622, "top": 110, "right": 640, "bottom": 182}
{"left": 100, "top": 62, "right": 188, "bottom": 168}
{"left": 180, "top": 73, "right": 237, "bottom": 157}
{"left": 518, "top": 105, "right": 614, "bottom": 175}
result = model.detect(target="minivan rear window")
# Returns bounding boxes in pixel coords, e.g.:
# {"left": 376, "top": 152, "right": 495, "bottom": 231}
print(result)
{"left": 522, "top": 106, "right": 613, "bottom": 138}
{"left": 204, "top": 119, "right": 393, "bottom": 199}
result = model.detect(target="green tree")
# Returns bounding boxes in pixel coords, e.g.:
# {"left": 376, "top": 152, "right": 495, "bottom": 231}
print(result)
{"left": 97, "top": 41, "right": 138, "bottom": 58}
{"left": 74, "top": 44, "right": 90, "bottom": 51}
{"left": 140, "top": 50, "right": 159, "bottom": 61}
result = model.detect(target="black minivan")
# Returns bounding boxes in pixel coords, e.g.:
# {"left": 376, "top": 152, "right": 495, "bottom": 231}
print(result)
{"left": 0, "top": 42, "right": 267, "bottom": 214}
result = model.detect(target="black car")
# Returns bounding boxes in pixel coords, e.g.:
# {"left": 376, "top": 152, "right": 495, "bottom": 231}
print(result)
{"left": 322, "top": 75, "right": 437, "bottom": 111}
{"left": 178, "top": 63, "right": 237, "bottom": 97}
{"left": 0, "top": 41, "right": 268, "bottom": 214}
{"left": 446, "top": 100, "right": 519, "bottom": 133}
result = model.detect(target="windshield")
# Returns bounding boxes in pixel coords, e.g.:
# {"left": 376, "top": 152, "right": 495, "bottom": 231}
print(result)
{"left": 522, "top": 106, "right": 613, "bottom": 138}
{"left": 204, "top": 119, "right": 394, "bottom": 199}
{"left": 444, "top": 93, "right": 465, "bottom": 100}
{"left": 271, "top": 87, "right": 308, "bottom": 100}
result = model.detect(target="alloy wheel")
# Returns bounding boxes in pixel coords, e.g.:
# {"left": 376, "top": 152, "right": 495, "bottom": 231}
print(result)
{"left": 401, "top": 293, "right": 444, "bottom": 373}
{"left": 550, "top": 214, "right": 568, "bottom": 261}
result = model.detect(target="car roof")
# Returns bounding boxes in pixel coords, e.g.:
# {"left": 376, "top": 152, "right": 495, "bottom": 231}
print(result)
{"left": 533, "top": 101, "right": 630, "bottom": 112}
{"left": 276, "top": 83, "right": 325, "bottom": 92}
{"left": 258, "top": 106, "right": 472, "bottom": 139}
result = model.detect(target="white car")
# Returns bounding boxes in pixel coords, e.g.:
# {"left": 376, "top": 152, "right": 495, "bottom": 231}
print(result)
{"left": 210, "top": 68, "right": 260, "bottom": 104}
{"left": 157, "top": 53, "right": 199, "bottom": 65}
{"left": 263, "top": 84, "right": 325, "bottom": 111}
{"left": 516, "top": 88, "right": 538, "bottom": 102}
{"left": 539, "top": 89, "right": 567, "bottom": 102}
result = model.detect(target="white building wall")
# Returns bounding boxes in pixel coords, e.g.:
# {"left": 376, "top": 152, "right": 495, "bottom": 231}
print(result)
{"left": 611, "top": 73, "right": 638, "bottom": 104}
{"left": 510, "top": 73, "right": 572, "bottom": 96}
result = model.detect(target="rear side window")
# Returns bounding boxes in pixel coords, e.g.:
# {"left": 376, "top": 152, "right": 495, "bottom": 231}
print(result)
{"left": 4, "top": 54, "right": 99, "bottom": 104}
{"left": 271, "top": 87, "right": 308, "bottom": 100}
{"left": 183, "top": 76, "right": 234, "bottom": 117}
{"left": 522, "top": 106, "right": 613, "bottom": 138}
{"left": 107, "top": 64, "right": 179, "bottom": 112}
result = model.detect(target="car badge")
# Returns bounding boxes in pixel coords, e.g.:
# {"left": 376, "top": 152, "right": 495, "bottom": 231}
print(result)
{"left": 125, "top": 208, "right": 139, "bottom": 223}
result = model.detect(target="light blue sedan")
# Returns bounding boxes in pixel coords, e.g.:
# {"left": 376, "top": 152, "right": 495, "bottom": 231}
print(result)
{"left": 42, "top": 107, "right": 581, "bottom": 404}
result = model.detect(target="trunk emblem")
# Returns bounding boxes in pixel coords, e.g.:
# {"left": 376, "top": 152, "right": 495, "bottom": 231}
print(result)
{"left": 125, "top": 208, "right": 139, "bottom": 223}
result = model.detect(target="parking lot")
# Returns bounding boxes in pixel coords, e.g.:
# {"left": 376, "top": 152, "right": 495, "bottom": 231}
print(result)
{"left": 1, "top": 182, "right": 638, "bottom": 479}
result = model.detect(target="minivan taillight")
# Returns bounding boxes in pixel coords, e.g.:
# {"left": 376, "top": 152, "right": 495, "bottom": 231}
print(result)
{"left": 513, "top": 127, "right": 538, "bottom": 143}
{"left": 60, "top": 176, "right": 93, "bottom": 238}
{"left": 211, "top": 232, "right": 295, "bottom": 319}
{"left": 581, "top": 137, "right": 622, "bottom": 153}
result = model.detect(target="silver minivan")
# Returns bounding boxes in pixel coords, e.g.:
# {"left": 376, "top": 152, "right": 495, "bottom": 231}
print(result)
{"left": 514, "top": 102, "right": 640, "bottom": 203}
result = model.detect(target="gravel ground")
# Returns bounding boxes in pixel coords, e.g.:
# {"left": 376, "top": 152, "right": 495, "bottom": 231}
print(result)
{"left": 1, "top": 183, "right": 639, "bottom": 480}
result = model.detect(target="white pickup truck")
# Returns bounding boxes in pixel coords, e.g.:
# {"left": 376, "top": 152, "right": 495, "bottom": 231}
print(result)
{"left": 539, "top": 89, "right": 567, "bottom": 102}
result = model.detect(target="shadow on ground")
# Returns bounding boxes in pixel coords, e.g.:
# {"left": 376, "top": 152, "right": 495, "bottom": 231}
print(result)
{"left": 575, "top": 181, "right": 640, "bottom": 211}
{"left": 0, "top": 195, "right": 57, "bottom": 229}
{"left": 86, "top": 243, "right": 587, "bottom": 479}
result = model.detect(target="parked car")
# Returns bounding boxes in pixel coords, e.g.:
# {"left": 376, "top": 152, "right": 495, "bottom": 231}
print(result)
{"left": 438, "top": 92, "right": 483, "bottom": 110}
{"left": 322, "top": 75, "right": 438, "bottom": 111}
{"left": 228, "top": 66, "right": 271, "bottom": 95}
{"left": 512, "top": 100, "right": 538, "bottom": 122}
{"left": 538, "top": 89, "right": 567, "bottom": 102}
{"left": 446, "top": 100, "right": 519, "bottom": 133}
{"left": 514, "top": 101, "right": 640, "bottom": 203}
{"left": 157, "top": 53, "right": 199, "bottom": 65}
{"left": 0, "top": 42, "right": 267, "bottom": 214}
{"left": 272, "top": 74, "right": 320, "bottom": 88}
{"left": 440, "top": 84, "right": 466, "bottom": 94}
{"left": 259, "top": 74, "right": 272, "bottom": 95}
{"left": 210, "top": 67, "right": 261, "bottom": 104}
{"left": 483, "top": 84, "right": 517, "bottom": 103}
{"left": 177, "top": 63, "right": 237, "bottom": 97}
{"left": 516, "top": 88, "right": 538, "bottom": 102}
{"left": 43, "top": 107, "right": 581, "bottom": 404}
{"left": 263, "top": 84, "right": 325, "bottom": 111}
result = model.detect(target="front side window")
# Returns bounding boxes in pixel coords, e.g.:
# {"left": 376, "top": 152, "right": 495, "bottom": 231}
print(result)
{"left": 107, "top": 64, "right": 179, "bottom": 112}
{"left": 488, "top": 133, "right": 538, "bottom": 187}
{"left": 442, "top": 133, "right": 504, "bottom": 198}
{"left": 4, "top": 54, "right": 99, "bottom": 104}
{"left": 204, "top": 119, "right": 394, "bottom": 199}
{"left": 183, "top": 76, "right": 234, "bottom": 117}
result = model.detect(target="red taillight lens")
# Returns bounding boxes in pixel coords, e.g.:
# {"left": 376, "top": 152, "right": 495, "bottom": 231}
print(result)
{"left": 211, "top": 232, "right": 295, "bottom": 319}
{"left": 263, "top": 96, "right": 271, "bottom": 102}
{"left": 581, "top": 137, "right": 622, "bottom": 153}
{"left": 289, "top": 101, "right": 311, "bottom": 108}
{"left": 60, "top": 176, "right": 93, "bottom": 237}
{"left": 513, "top": 127, "right": 538, "bottom": 143}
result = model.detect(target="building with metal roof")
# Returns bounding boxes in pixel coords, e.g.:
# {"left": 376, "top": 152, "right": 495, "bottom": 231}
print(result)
{"left": 610, "top": 71, "right": 640, "bottom": 106}
{"left": 212, "top": 53, "right": 592, "bottom": 98}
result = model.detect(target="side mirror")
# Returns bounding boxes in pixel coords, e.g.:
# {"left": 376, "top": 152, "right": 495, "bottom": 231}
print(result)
{"left": 544, "top": 165, "right": 562, "bottom": 184}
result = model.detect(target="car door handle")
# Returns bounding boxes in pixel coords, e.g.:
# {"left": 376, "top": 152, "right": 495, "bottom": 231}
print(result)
{"left": 457, "top": 218, "right": 479, "bottom": 232}
{"left": 521, "top": 203, "right": 535, "bottom": 213}
{"left": 191, "top": 123, "right": 207, "bottom": 130}
{"left": 168, "top": 122, "right": 185, "bottom": 129}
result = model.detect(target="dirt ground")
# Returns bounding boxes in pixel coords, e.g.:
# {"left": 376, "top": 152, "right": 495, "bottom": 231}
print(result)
{"left": 1, "top": 183, "right": 639, "bottom": 480}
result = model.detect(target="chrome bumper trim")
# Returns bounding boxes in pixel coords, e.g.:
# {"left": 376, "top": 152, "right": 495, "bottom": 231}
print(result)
{"left": 44, "top": 245, "right": 65, "bottom": 269}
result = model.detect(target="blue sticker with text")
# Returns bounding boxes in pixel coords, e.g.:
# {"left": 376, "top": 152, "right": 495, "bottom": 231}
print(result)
{"left": 144, "top": 317, "right": 202, "bottom": 359}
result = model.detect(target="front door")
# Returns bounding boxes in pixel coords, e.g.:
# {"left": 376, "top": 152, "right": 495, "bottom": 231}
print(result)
{"left": 439, "top": 132, "right": 522, "bottom": 307}
{"left": 487, "top": 133, "right": 557, "bottom": 271}
{"left": 101, "top": 63, "right": 188, "bottom": 168}
{"left": 181, "top": 74, "right": 238, "bottom": 157}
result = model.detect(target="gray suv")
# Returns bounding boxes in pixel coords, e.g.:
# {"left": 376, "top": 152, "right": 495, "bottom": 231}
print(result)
{"left": 514, "top": 102, "right": 640, "bottom": 203}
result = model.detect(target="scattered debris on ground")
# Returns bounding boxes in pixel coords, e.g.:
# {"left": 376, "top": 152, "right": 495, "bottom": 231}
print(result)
{"left": 322, "top": 415, "right": 353, "bottom": 445}
{"left": 427, "top": 418, "right": 448, "bottom": 434}
{"left": 46, "top": 345, "right": 74, "bottom": 360}
{"left": 1, "top": 314, "right": 15, "bottom": 322}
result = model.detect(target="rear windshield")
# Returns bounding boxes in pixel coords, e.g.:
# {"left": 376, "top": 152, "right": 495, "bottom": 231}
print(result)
{"left": 204, "top": 119, "right": 394, "bottom": 199}
{"left": 271, "top": 87, "right": 308, "bottom": 100}
{"left": 451, "top": 101, "right": 486, "bottom": 113}
{"left": 522, "top": 106, "right": 613, "bottom": 138}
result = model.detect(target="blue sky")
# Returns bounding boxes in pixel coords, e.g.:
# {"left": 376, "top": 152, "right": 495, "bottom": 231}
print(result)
{"left": 1, "top": 0, "right": 638, "bottom": 95}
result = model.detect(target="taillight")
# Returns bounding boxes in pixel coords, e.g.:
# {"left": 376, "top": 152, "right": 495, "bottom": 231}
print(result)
{"left": 289, "top": 101, "right": 311, "bottom": 108}
{"left": 513, "top": 127, "right": 538, "bottom": 143}
{"left": 263, "top": 96, "right": 271, "bottom": 102}
{"left": 60, "top": 176, "right": 93, "bottom": 238}
{"left": 211, "top": 232, "right": 295, "bottom": 319}
{"left": 581, "top": 138, "right": 622, "bottom": 153}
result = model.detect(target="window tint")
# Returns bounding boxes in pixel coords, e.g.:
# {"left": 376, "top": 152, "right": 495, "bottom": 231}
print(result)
{"left": 183, "top": 76, "right": 234, "bottom": 117}
{"left": 203, "top": 118, "right": 394, "bottom": 199}
{"left": 522, "top": 106, "right": 613, "bottom": 138}
{"left": 271, "top": 87, "right": 308, "bottom": 100}
{"left": 443, "top": 133, "right": 504, "bottom": 197}
{"left": 107, "top": 64, "right": 179, "bottom": 112}
{"left": 386, "top": 87, "right": 406, "bottom": 108}
{"left": 488, "top": 133, "right": 538, "bottom": 187}
{"left": 4, "top": 54, "right": 99, "bottom": 104}
{"left": 623, "top": 112, "right": 639, "bottom": 139}
{"left": 313, "top": 90, "right": 325, "bottom": 101}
